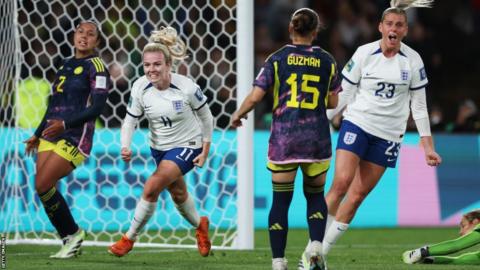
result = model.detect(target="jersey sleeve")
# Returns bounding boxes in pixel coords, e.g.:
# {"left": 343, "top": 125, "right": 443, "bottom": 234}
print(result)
{"left": 329, "top": 59, "right": 342, "bottom": 94}
{"left": 187, "top": 83, "right": 208, "bottom": 110}
{"left": 63, "top": 57, "right": 111, "bottom": 128}
{"left": 253, "top": 56, "right": 275, "bottom": 91}
{"left": 341, "top": 48, "right": 363, "bottom": 86}
{"left": 409, "top": 54, "right": 429, "bottom": 90}
{"left": 126, "top": 79, "right": 145, "bottom": 117}
{"left": 89, "top": 57, "right": 111, "bottom": 96}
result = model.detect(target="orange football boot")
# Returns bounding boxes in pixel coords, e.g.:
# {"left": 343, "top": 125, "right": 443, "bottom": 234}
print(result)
{"left": 108, "top": 235, "right": 134, "bottom": 257}
{"left": 196, "top": 216, "right": 211, "bottom": 257}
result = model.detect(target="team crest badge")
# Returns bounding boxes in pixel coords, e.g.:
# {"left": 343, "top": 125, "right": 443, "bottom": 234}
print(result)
{"left": 74, "top": 66, "right": 83, "bottom": 75}
{"left": 401, "top": 70, "right": 409, "bottom": 81}
{"left": 343, "top": 132, "right": 357, "bottom": 145}
{"left": 172, "top": 100, "right": 183, "bottom": 113}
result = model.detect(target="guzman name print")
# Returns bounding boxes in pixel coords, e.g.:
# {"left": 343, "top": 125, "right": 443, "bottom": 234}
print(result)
{"left": 287, "top": 55, "right": 320, "bottom": 67}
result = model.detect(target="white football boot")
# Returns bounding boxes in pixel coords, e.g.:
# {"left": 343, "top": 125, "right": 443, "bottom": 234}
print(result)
{"left": 272, "top": 257, "right": 288, "bottom": 270}
{"left": 49, "top": 229, "right": 86, "bottom": 258}
{"left": 402, "top": 246, "right": 428, "bottom": 264}
{"left": 306, "top": 241, "right": 327, "bottom": 270}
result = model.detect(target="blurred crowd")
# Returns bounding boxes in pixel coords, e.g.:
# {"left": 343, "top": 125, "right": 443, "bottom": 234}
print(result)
{"left": 3, "top": 0, "right": 480, "bottom": 133}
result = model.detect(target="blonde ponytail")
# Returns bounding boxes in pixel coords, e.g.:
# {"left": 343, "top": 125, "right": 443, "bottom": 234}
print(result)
{"left": 382, "top": 0, "right": 434, "bottom": 21}
{"left": 389, "top": 0, "right": 434, "bottom": 10}
{"left": 143, "top": 26, "right": 188, "bottom": 67}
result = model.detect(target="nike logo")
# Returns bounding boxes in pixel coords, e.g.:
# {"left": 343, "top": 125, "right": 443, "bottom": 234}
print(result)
{"left": 365, "top": 72, "right": 373, "bottom": 76}
{"left": 387, "top": 158, "right": 396, "bottom": 162}
{"left": 337, "top": 227, "right": 346, "bottom": 232}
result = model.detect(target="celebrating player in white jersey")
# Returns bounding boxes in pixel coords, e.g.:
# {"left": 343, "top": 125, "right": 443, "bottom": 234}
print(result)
{"left": 109, "top": 26, "right": 213, "bottom": 257}
{"left": 299, "top": 0, "right": 443, "bottom": 267}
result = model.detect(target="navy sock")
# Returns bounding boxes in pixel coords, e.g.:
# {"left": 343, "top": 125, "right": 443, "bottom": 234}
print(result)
{"left": 39, "top": 187, "right": 79, "bottom": 238}
{"left": 304, "top": 184, "right": 327, "bottom": 242}
{"left": 268, "top": 181, "right": 294, "bottom": 258}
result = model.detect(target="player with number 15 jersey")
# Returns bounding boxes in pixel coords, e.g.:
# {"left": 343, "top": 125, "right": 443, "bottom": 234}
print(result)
{"left": 231, "top": 8, "right": 340, "bottom": 269}
{"left": 254, "top": 44, "right": 341, "bottom": 164}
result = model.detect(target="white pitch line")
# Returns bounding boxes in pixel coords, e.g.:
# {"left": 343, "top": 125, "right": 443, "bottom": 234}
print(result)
{"left": 9, "top": 243, "right": 421, "bottom": 256}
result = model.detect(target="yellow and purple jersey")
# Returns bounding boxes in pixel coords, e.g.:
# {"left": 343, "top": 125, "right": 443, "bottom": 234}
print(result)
{"left": 254, "top": 44, "right": 341, "bottom": 163}
{"left": 35, "top": 55, "right": 111, "bottom": 156}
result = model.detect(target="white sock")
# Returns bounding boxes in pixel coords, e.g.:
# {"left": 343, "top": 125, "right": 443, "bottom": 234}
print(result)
{"left": 175, "top": 194, "right": 200, "bottom": 227}
{"left": 126, "top": 198, "right": 156, "bottom": 241}
{"left": 322, "top": 220, "right": 349, "bottom": 255}
{"left": 303, "top": 214, "right": 336, "bottom": 252}
{"left": 325, "top": 214, "right": 335, "bottom": 232}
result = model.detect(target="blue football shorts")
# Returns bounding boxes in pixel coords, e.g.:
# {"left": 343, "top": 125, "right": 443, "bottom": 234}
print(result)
{"left": 336, "top": 120, "right": 401, "bottom": 168}
{"left": 150, "top": 147, "right": 202, "bottom": 175}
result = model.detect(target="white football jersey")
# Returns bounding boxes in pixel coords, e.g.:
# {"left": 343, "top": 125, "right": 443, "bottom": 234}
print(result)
{"left": 127, "top": 73, "right": 208, "bottom": 150}
{"left": 341, "top": 40, "right": 428, "bottom": 142}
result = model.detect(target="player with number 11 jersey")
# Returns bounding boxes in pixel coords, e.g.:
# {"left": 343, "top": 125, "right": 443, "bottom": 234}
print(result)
{"left": 127, "top": 73, "right": 208, "bottom": 151}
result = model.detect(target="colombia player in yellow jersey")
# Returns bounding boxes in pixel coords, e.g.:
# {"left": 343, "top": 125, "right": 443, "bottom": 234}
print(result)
{"left": 24, "top": 21, "right": 111, "bottom": 258}
{"left": 232, "top": 8, "right": 341, "bottom": 270}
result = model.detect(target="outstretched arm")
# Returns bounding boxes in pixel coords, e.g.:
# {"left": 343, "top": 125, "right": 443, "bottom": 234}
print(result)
{"left": 326, "top": 80, "right": 356, "bottom": 120}
{"left": 410, "top": 88, "right": 442, "bottom": 166}
{"left": 231, "top": 86, "right": 266, "bottom": 128}
{"left": 419, "top": 135, "right": 442, "bottom": 166}
{"left": 120, "top": 114, "right": 138, "bottom": 162}
{"left": 193, "top": 104, "right": 213, "bottom": 167}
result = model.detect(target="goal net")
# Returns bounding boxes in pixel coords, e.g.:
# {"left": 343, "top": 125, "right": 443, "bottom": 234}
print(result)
{"left": 0, "top": 0, "right": 254, "bottom": 250}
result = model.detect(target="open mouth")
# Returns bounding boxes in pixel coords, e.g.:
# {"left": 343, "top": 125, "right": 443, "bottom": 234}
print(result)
{"left": 388, "top": 33, "right": 397, "bottom": 42}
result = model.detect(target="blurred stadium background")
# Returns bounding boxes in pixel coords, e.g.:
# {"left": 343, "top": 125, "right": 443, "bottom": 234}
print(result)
{"left": 1, "top": 0, "right": 480, "bottom": 269}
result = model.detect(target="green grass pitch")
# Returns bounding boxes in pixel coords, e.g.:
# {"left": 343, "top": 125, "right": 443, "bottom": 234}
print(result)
{"left": 5, "top": 228, "right": 477, "bottom": 270}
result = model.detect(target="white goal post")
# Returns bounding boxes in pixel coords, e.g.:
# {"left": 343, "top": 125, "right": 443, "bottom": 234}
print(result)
{"left": 0, "top": 0, "right": 254, "bottom": 250}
